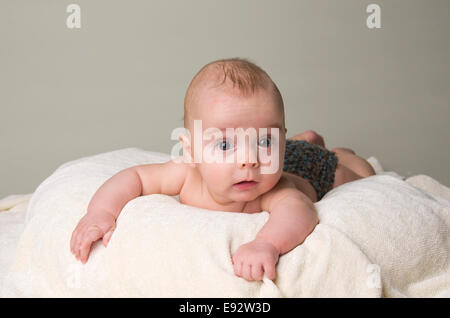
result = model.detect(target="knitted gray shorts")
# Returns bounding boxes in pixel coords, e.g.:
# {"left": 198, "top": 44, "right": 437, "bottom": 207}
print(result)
{"left": 283, "top": 139, "right": 338, "bottom": 200}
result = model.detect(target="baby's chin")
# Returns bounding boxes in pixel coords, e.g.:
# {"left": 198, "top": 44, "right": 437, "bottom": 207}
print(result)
{"left": 229, "top": 193, "right": 260, "bottom": 203}
{"left": 227, "top": 185, "right": 267, "bottom": 202}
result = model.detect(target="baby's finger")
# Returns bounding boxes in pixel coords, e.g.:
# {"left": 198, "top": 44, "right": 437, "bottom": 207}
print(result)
{"left": 263, "top": 262, "right": 277, "bottom": 280}
{"left": 78, "top": 240, "right": 94, "bottom": 264}
{"left": 70, "top": 225, "right": 82, "bottom": 254}
{"left": 74, "top": 227, "right": 90, "bottom": 259}
{"left": 78, "top": 227, "right": 102, "bottom": 263}
{"left": 79, "top": 244, "right": 92, "bottom": 264}
{"left": 242, "top": 264, "right": 252, "bottom": 281}
{"left": 74, "top": 232, "right": 86, "bottom": 261}
{"left": 233, "top": 259, "right": 243, "bottom": 277}
{"left": 102, "top": 228, "right": 115, "bottom": 247}
{"left": 72, "top": 228, "right": 84, "bottom": 259}
{"left": 252, "top": 264, "right": 264, "bottom": 281}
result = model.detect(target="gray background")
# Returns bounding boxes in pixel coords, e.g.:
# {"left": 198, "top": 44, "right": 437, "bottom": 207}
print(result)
{"left": 1, "top": 0, "right": 449, "bottom": 198}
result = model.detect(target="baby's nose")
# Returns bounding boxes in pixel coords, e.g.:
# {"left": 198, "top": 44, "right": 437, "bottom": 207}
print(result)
{"left": 237, "top": 151, "right": 260, "bottom": 169}
{"left": 236, "top": 141, "right": 259, "bottom": 168}
{"left": 238, "top": 161, "right": 259, "bottom": 169}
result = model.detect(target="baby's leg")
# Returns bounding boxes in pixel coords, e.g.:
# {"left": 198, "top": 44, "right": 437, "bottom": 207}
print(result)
{"left": 290, "top": 130, "right": 325, "bottom": 148}
{"left": 332, "top": 148, "right": 376, "bottom": 188}
{"left": 291, "top": 131, "right": 355, "bottom": 154}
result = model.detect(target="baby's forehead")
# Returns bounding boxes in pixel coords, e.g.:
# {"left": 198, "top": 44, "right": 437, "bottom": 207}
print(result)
{"left": 196, "top": 96, "right": 282, "bottom": 133}
{"left": 200, "top": 86, "right": 280, "bottom": 112}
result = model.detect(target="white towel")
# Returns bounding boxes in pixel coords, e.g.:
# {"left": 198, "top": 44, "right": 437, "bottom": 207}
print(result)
{"left": 1, "top": 148, "right": 449, "bottom": 297}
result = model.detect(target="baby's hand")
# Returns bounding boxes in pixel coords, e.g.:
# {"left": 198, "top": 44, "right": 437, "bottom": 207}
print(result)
{"left": 231, "top": 239, "right": 280, "bottom": 281}
{"left": 70, "top": 211, "right": 116, "bottom": 264}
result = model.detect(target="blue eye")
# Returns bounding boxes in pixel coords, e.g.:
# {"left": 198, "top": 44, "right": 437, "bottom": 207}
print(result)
{"left": 217, "top": 140, "right": 234, "bottom": 151}
{"left": 259, "top": 136, "right": 272, "bottom": 148}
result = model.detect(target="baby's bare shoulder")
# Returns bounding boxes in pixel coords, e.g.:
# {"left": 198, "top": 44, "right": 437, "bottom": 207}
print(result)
{"left": 134, "top": 157, "right": 189, "bottom": 196}
{"left": 260, "top": 176, "right": 308, "bottom": 211}
{"left": 282, "top": 172, "right": 318, "bottom": 202}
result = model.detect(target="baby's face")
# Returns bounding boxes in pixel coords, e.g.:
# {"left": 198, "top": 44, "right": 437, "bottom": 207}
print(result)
{"left": 187, "top": 86, "right": 285, "bottom": 204}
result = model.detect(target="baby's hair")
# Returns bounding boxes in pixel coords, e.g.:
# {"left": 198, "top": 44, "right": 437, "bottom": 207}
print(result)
{"left": 183, "top": 57, "right": 284, "bottom": 128}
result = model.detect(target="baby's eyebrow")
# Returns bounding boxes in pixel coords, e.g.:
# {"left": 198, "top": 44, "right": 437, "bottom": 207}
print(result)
{"left": 267, "top": 123, "right": 282, "bottom": 129}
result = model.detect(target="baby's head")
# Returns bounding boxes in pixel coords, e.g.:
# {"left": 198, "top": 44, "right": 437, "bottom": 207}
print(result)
{"left": 180, "top": 58, "right": 287, "bottom": 203}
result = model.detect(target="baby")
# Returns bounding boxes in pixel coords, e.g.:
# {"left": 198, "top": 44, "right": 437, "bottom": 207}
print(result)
{"left": 70, "top": 58, "right": 375, "bottom": 281}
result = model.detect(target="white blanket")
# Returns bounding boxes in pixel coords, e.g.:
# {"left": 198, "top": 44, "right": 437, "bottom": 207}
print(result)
{"left": 1, "top": 148, "right": 449, "bottom": 297}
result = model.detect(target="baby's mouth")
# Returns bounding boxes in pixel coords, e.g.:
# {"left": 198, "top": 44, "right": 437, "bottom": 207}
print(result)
{"left": 233, "top": 180, "right": 258, "bottom": 190}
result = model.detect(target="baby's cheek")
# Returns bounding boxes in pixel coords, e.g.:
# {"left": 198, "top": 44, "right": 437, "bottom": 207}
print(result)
{"left": 201, "top": 163, "right": 233, "bottom": 184}
{"left": 260, "top": 172, "right": 282, "bottom": 193}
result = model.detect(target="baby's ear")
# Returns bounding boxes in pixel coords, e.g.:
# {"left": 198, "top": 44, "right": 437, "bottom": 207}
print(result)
{"left": 179, "top": 133, "right": 195, "bottom": 167}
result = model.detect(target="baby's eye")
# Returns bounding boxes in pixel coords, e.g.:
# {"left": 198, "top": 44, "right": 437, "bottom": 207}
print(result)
{"left": 217, "top": 140, "right": 234, "bottom": 151}
{"left": 258, "top": 136, "right": 272, "bottom": 148}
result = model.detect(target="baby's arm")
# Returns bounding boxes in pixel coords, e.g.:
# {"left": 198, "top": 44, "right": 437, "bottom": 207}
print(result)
{"left": 232, "top": 177, "right": 319, "bottom": 281}
{"left": 70, "top": 159, "right": 187, "bottom": 263}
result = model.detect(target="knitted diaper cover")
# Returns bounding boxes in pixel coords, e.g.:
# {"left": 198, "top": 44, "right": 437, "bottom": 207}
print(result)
{"left": 283, "top": 139, "right": 338, "bottom": 200}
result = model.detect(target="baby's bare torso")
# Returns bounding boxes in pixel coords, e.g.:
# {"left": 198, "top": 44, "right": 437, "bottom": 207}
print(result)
{"left": 178, "top": 166, "right": 263, "bottom": 213}
{"left": 178, "top": 166, "right": 317, "bottom": 213}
